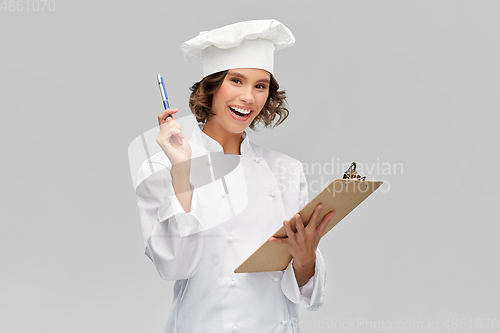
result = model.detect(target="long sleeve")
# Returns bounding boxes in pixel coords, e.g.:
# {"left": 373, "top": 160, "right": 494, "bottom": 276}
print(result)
{"left": 135, "top": 158, "right": 204, "bottom": 281}
{"left": 280, "top": 249, "right": 327, "bottom": 310}
{"left": 279, "top": 164, "right": 327, "bottom": 310}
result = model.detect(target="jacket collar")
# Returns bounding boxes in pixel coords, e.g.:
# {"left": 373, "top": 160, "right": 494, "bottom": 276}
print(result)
{"left": 190, "top": 123, "right": 253, "bottom": 156}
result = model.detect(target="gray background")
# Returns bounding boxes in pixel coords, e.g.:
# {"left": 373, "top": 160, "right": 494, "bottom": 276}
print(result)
{"left": 1, "top": 0, "right": 499, "bottom": 332}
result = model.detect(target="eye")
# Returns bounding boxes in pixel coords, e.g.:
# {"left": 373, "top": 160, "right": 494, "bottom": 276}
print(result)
{"left": 256, "top": 84, "right": 267, "bottom": 89}
{"left": 231, "top": 78, "right": 242, "bottom": 84}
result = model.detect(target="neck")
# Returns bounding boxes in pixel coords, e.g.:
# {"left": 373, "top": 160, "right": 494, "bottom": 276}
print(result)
{"left": 202, "top": 120, "right": 244, "bottom": 155}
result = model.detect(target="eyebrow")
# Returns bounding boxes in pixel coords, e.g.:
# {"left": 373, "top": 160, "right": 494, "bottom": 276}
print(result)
{"left": 228, "top": 71, "right": 271, "bottom": 84}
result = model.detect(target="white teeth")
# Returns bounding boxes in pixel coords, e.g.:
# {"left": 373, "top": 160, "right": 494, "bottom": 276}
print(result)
{"left": 231, "top": 106, "right": 251, "bottom": 115}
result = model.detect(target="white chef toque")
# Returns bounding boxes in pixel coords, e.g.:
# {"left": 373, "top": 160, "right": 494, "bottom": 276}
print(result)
{"left": 181, "top": 19, "right": 295, "bottom": 78}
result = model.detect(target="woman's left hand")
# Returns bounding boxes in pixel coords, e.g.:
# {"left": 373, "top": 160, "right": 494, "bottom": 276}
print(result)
{"left": 269, "top": 204, "right": 335, "bottom": 286}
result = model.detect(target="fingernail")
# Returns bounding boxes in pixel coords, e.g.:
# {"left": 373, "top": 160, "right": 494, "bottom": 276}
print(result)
{"left": 318, "top": 204, "right": 323, "bottom": 210}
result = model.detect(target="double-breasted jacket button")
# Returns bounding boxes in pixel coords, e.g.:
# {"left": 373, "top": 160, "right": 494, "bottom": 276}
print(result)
{"left": 254, "top": 158, "right": 261, "bottom": 163}
{"left": 232, "top": 325, "right": 238, "bottom": 331}
{"left": 281, "top": 320, "right": 287, "bottom": 326}
{"left": 227, "top": 236, "right": 234, "bottom": 243}
{"left": 268, "top": 191, "right": 276, "bottom": 198}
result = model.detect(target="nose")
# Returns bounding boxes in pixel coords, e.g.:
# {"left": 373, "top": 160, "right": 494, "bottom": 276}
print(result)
{"left": 239, "top": 87, "right": 255, "bottom": 104}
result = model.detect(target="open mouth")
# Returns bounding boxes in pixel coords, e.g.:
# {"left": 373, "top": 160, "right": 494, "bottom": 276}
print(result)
{"left": 229, "top": 106, "right": 252, "bottom": 118}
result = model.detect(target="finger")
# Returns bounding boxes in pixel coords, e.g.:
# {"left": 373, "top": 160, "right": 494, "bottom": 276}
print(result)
{"left": 269, "top": 236, "right": 286, "bottom": 244}
{"left": 168, "top": 118, "right": 182, "bottom": 131}
{"left": 316, "top": 211, "right": 335, "bottom": 237}
{"left": 306, "top": 203, "right": 323, "bottom": 230}
{"left": 159, "top": 116, "right": 185, "bottom": 144}
{"left": 158, "top": 109, "right": 179, "bottom": 125}
{"left": 175, "top": 126, "right": 184, "bottom": 144}
{"left": 294, "top": 214, "right": 305, "bottom": 234}
{"left": 169, "top": 128, "right": 184, "bottom": 145}
{"left": 283, "top": 220, "right": 296, "bottom": 240}
{"left": 158, "top": 109, "right": 176, "bottom": 122}
{"left": 159, "top": 121, "right": 184, "bottom": 144}
{"left": 158, "top": 127, "right": 179, "bottom": 146}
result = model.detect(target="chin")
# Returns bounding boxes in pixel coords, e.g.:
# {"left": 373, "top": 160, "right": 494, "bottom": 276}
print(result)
{"left": 225, "top": 123, "right": 249, "bottom": 134}
{"left": 222, "top": 117, "right": 256, "bottom": 133}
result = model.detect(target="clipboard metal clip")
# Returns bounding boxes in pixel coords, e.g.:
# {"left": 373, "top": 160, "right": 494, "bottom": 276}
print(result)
{"left": 343, "top": 162, "right": 366, "bottom": 181}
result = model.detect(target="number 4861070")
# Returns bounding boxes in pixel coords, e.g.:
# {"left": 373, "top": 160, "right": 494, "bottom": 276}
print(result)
{"left": 1, "top": 0, "right": 56, "bottom": 11}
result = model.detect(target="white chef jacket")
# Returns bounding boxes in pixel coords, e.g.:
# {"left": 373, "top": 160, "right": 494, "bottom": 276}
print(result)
{"left": 135, "top": 124, "right": 327, "bottom": 333}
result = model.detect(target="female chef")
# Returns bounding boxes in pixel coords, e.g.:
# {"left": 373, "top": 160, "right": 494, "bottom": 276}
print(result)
{"left": 136, "top": 19, "right": 335, "bottom": 332}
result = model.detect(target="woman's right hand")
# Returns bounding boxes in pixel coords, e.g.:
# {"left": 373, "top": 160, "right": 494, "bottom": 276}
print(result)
{"left": 156, "top": 109, "right": 192, "bottom": 167}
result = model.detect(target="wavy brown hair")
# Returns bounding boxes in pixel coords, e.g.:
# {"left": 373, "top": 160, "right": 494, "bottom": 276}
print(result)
{"left": 189, "top": 70, "right": 289, "bottom": 129}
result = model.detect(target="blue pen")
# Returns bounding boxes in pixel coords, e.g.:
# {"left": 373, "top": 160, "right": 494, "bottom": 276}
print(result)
{"left": 157, "top": 74, "right": 172, "bottom": 117}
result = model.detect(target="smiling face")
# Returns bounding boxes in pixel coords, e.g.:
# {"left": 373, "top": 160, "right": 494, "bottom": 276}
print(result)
{"left": 206, "top": 68, "right": 271, "bottom": 136}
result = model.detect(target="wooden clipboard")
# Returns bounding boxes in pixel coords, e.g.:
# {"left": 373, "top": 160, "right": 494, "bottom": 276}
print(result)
{"left": 234, "top": 177, "right": 383, "bottom": 273}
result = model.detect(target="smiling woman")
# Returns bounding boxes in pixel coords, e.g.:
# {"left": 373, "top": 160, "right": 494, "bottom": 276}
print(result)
{"left": 202, "top": 68, "right": 272, "bottom": 153}
{"left": 189, "top": 68, "right": 289, "bottom": 130}
{"left": 135, "top": 19, "right": 335, "bottom": 333}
